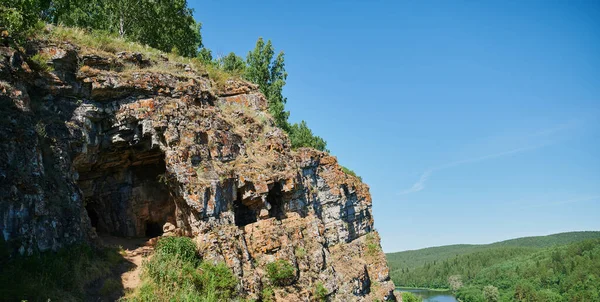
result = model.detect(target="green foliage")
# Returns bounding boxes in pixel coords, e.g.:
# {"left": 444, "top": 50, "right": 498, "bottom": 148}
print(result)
{"left": 314, "top": 282, "right": 328, "bottom": 301}
{"left": 261, "top": 286, "right": 275, "bottom": 302}
{"left": 220, "top": 52, "right": 245, "bottom": 73}
{"left": 387, "top": 231, "right": 600, "bottom": 289}
{"left": 197, "top": 47, "right": 213, "bottom": 64}
{"left": 127, "top": 236, "right": 238, "bottom": 301}
{"left": 0, "top": 244, "right": 124, "bottom": 301}
{"left": 0, "top": 0, "right": 48, "bottom": 41}
{"left": 29, "top": 52, "right": 53, "bottom": 72}
{"left": 289, "top": 120, "right": 327, "bottom": 151}
{"left": 401, "top": 292, "right": 423, "bottom": 302}
{"left": 265, "top": 259, "right": 296, "bottom": 286}
{"left": 50, "top": 0, "right": 202, "bottom": 57}
{"left": 2, "top": 0, "right": 201, "bottom": 57}
{"left": 455, "top": 286, "right": 485, "bottom": 302}
{"left": 390, "top": 237, "right": 600, "bottom": 302}
{"left": 482, "top": 285, "right": 499, "bottom": 302}
{"left": 243, "top": 37, "right": 328, "bottom": 152}
{"left": 341, "top": 165, "right": 362, "bottom": 181}
{"left": 244, "top": 37, "right": 289, "bottom": 130}
{"left": 154, "top": 236, "right": 199, "bottom": 263}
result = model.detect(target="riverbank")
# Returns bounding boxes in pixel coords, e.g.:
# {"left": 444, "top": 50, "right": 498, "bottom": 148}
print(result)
{"left": 395, "top": 286, "right": 451, "bottom": 292}
{"left": 395, "top": 287, "right": 457, "bottom": 302}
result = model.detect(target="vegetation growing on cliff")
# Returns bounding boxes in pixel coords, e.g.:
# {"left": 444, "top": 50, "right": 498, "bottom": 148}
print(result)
{"left": 0, "top": 244, "right": 126, "bottom": 301}
{"left": 1, "top": 0, "right": 332, "bottom": 154}
{"left": 265, "top": 259, "right": 297, "bottom": 286}
{"left": 387, "top": 232, "right": 600, "bottom": 301}
{"left": 126, "top": 237, "right": 238, "bottom": 301}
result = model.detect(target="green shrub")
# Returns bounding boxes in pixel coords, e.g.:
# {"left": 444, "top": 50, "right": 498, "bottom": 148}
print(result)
{"left": 127, "top": 236, "right": 238, "bottom": 301}
{"left": 261, "top": 286, "right": 275, "bottom": 302}
{"left": 154, "top": 236, "right": 198, "bottom": 263}
{"left": 341, "top": 166, "right": 362, "bottom": 181}
{"left": 288, "top": 120, "right": 328, "bottom": 151}
{"left": 314, "top": 282, "right": 328, "bottom": 301}
{"left": 365, "top": 233, "right": 381, "bottom": 257}
{"left": 0, "top": 1, "right": 47, "bottom": 42}
{"left": 196, "top": 261, "right": 238, "bottom": 300}
{"left": 401, "top": 292, "right": 423, "bottom": 302}
{"left": 265, "top": 259, "right": 296, "bottom": 286}
{"left": 29, "top": 52, "right": 54, "bottom": 72}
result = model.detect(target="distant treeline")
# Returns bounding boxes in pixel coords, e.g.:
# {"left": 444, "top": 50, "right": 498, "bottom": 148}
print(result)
{"left": 386, "top": 232, "right": 600, "bottom": 301}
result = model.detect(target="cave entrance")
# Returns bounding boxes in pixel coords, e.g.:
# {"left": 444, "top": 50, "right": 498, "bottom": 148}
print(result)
{"left": 267, "top": 183, "right": 285, "bottom": 220}
{"left": 145, "top": 221, "right": 163, "bottom": 237}
{"left": 234, "top": 190, "right": 257, "bottom": 227}
{"left": 77, "top": 148, "right": 176, "bottom": 238}
{"left": 86, "top": 205, "right": 99, "bottom": 229}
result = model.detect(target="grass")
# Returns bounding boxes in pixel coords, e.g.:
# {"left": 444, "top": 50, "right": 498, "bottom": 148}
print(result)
{"left": 295, "top": 247, "right": 307, "bottom": 258}
{"left": 39, "top": 25, "right": 240, "bottom": 89}
{"left": 314, "top": 282, "right": 328, "bottom": 301}
{"left": 124, "top": 236, "right": 239, "bottom": 302}
{"left": 341, "top": 165, "right": 362, "bottom": 181}
{"left": 401, "top": 292, "right": 423, "bottom": 302}
{"left": 29, "top": 52, "right": 53, "bottom": 72}
{"left": 365, "top": 232, "right": 381, "bottom": 257}
{"left": 261, "top": 286, "right": 275, "bottom": 302}
{"left": 0, "top": 244, "right": 124, "bottom": 301}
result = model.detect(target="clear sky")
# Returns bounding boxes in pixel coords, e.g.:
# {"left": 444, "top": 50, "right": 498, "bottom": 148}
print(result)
{"left": 191, "top": 0, "right": 600, "bottom": 252}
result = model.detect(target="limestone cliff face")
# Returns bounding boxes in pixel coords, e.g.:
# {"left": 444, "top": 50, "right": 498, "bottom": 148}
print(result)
{"left": 0, "top": 35, "right": 398, "bottom": 301}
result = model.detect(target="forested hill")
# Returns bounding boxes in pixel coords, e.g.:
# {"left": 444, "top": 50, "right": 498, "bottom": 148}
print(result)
{"left": 387, "top": 231, "right": 600, "bottom": 301}
{"left": 386, "top": 231, "right": 600, "bottom": 271}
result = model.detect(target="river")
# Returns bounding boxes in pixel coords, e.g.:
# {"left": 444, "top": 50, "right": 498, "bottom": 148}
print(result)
{"left": 396, "top": 287, "right": 458, "bottom": 302}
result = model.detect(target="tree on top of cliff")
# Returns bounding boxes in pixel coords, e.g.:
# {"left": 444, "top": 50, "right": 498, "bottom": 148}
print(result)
{"left": 2, "top": 0, "right": 202, "bottom": 57}
{"left": 0, "top": 0, "right": 48, "bottom": 41}
{"left": 220, "top": 52, "right": 245, "bottom": 73}
{"left": 244, "top": 37, "right": 290, "bottom": 130}
{"left": 244, "top": 38, "right": 328, "bottom": 151}
{"left": 289, "top": 121, "right": 328, "bottom": 152}
{"left": 51, "top": 0, "right": 202, "bottom": 57}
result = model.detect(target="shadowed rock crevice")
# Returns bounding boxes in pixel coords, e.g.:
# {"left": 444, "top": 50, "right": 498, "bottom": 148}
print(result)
{"left": 234, "top": 190, "right": 257, "bottom": 227}
{"left": 267, "top": 182, "right": 285, "bottom": 220}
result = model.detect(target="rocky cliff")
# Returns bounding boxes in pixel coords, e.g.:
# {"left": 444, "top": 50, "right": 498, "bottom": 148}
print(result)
{"left": 0, "top": 30, "right": 398, "bottom": 301}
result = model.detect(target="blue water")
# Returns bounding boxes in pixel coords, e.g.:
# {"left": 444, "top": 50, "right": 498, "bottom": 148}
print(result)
{"left": 396, "top": 287, "right": 458, "bottom": 302}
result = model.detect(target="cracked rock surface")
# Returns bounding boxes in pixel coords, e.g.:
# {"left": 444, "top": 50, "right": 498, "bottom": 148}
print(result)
{"left": 0, "top": 36, "right": 398, "bottom": 301}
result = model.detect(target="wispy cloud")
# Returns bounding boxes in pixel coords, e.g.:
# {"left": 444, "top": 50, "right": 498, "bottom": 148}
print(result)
{"left": 398, "top": 169, "right": 433, "bottom": 195}
{"left": 398, "top": 122, "right": 578, "bottom": 195}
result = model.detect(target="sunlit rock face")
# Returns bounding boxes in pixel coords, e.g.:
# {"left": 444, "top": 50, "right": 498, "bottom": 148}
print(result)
{"left": 0, "top": 38, "right": 398, "bottom": 301}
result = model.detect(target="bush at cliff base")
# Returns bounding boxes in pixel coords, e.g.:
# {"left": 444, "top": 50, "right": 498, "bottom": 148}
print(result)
{"left": 125, "top": 236, "right": 238, "bottom": 302}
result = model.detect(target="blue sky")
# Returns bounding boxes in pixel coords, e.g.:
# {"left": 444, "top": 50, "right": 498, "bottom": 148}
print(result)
{"left": 191, "top": 0, "right": 600, "bottom": 252}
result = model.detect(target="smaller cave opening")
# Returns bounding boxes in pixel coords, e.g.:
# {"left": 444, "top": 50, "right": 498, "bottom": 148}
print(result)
{"left": 234, "top": 190, "right": 257, "bottom": 227}
{"left": 145, "top": 221, "right": 163, "bottom": 237}
{"left": 267, "top": 183, "right": 286, "bottom": 220}
{"left": 86, "top": 205, "right": 99, "bottom": 229}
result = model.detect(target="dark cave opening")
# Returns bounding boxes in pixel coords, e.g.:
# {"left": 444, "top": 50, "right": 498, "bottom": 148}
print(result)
{"left": 234, "top": 190, "right": 257, "bottom": 227}
{"left": 145, "top": 221, "right": 163, "bottom": 237}
{"left": 86, "top": 205, "right": 99, "bottom": 229}
{"left": 267, "top": 182, "right": 285, "bottom": 220}
{"left": 77, "top": 149, "right": 176, "bottom": 238}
